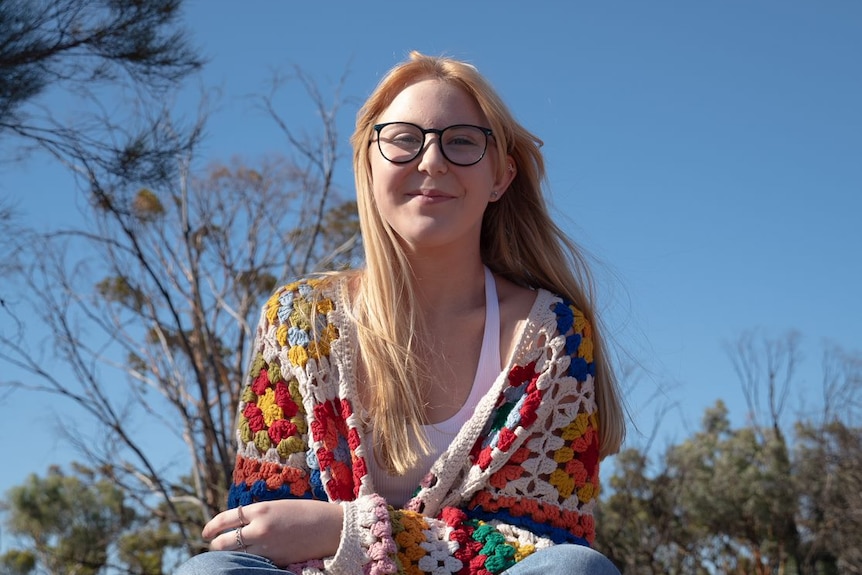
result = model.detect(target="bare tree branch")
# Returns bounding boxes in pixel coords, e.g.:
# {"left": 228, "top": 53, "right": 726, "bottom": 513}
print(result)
{"left": 1, "top": 69, "right": 361, "bottom": 558}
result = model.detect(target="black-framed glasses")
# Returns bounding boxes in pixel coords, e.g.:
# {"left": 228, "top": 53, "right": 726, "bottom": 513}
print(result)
{"left": 372, "top": 122, "right": 493, "bottom": 166}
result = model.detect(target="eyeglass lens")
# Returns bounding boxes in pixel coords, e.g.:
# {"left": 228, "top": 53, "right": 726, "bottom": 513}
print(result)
{"left": 376, "top": 123, "right": 489, "bottom": 166}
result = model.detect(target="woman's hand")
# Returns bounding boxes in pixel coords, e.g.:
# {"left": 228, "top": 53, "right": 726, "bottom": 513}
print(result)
{"left": 203, "top": 500, "right": 344, "bottom": 566}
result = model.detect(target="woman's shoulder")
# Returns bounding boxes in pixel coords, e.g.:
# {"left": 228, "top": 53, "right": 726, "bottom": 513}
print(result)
{"left": 497, "top": 277, "right": 586, "bottom": 331}
{"left": 499, "top": 278, "right": 593, "bottom": 365}
{"left": 497, "top": 276, "right": 574, "bottom": 365}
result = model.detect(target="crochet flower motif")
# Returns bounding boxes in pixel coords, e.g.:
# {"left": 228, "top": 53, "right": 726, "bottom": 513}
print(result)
{"left": 418, "top": 523, "right": 462, "bottom": 574}
{"left": 265, "top": 280, "right": 338, "bottom": 369}
{"left": 391, "top": 511, "right": 428, "bottom": 575}
{"left": 239, "top": 361, "right": 307, "bottom": 457}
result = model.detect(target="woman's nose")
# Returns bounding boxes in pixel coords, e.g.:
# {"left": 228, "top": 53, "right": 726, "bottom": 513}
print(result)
{"left": 416, "top": 136, "right": 448, "bottom": 174}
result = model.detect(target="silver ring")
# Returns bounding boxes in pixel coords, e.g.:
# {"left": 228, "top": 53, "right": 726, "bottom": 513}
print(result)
{"left": 235, "top": 526, "right": 247, "bottom": 551}
{"left": 237, "top": 505, "right": 248, "bottom": 527}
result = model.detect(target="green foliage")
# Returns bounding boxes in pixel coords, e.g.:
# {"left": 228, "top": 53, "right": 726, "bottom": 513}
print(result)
{"left": 0, "top": 464, "right": 188, "bottom": 575}
{"left": 793, "top": 420, "right": 862, "bottom": 573}
{"left": 667, "top": 403, "right": 798, "bottom": 571}
{"left": 117, "top": 526, "right": 184, "bottom": 575}
{"left": 597, "top": 401, "right": 861, "bottom": 574}
{"left": 597, "top": 334, "right": 861, "bottom": 574}
{"left": 0, "top": 549, "right": 36, "bottom": 575}
{"left": 598, "top": 448, "right": 706, "bottom": 574}
{"left": 2, "top": 465, "right": 134, "bottom": 574}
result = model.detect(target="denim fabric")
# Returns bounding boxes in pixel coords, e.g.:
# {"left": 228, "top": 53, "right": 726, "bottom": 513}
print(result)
{"left": 175, "top": 551, "right": 293, "bottom": 575}
{"left": 175, "top": 544, "right": 620, "bottom": 575}
{"left": 503, "top": 544, "right": 621, "bottom": 575}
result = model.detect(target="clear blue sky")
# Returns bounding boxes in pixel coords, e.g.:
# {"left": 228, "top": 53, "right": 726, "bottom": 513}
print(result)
{"left": 1, "top": 0, "right": 861, "bottom": 507}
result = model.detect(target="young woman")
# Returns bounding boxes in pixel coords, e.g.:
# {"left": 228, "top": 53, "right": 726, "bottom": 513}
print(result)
{"left": 177, "top": 51, "right": 625, "bottom": 575}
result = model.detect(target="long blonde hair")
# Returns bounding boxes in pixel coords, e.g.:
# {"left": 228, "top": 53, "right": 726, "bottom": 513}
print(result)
{"left": 349, "top": 51, "right": 625, "bottom": 474}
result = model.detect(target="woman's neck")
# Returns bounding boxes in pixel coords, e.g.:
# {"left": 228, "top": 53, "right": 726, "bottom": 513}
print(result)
{"left": 406, "top": 251, "right": 487, "bottom": 317}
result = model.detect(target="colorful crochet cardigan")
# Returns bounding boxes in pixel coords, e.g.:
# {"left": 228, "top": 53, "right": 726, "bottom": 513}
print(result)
{"left": 229, "top": 276, "right": 602, "bottom": 575}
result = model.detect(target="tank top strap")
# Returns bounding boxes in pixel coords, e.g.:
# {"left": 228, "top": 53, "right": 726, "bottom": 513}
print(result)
{"left": 475, "top": 265, "right": 502, "bottom": 385}
{"left": 427, "top": 266, "right": 501, "bottom": 435}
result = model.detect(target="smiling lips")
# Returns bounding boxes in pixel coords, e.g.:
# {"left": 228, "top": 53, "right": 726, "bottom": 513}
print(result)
{"left": 409, "top": 189, "right": 454, "bottom": 203}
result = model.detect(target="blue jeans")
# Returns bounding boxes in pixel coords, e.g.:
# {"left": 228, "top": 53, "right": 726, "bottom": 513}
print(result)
{"left": 504, "top": 544, "right": 620, "bottom": 574}
{"left": 175, "top": 544, "right": 620, "bottom": 574}
{"left": 175, "top": 551, "right": 285, "bottom": 574}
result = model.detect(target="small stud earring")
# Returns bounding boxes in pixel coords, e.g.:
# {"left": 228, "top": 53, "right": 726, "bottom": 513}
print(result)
{"left": 490, "top": 191, "right": 498, "bottom": 199}
{"left": 507, "top": 165, "right": 514, "bottom": 172}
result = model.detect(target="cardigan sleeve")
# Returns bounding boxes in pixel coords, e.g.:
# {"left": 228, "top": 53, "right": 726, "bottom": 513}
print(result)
{"left": 229, "top": 279, "right": 341, "bottom": 507}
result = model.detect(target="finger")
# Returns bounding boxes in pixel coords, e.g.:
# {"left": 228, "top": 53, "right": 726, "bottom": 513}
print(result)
{"left": 202, "top": 504, "right": 256, "bottom": 541}
{"left": 201, "top": 509, "right": 240, "bottom": 540}
{"left": 209, "top": 527, "right": 249, "bottom": 551}
{"left": 208, "top": 529, "right": 232, "bottom": 551}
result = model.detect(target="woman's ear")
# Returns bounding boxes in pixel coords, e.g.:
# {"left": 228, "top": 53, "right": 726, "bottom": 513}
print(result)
{"left": 490, "top": 155, "right": 517, "bottom": 202}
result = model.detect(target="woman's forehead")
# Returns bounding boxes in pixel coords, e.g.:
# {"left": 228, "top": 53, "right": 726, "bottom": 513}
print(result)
{"left": 378, "top": 79, "right": 486, "bottom": 126}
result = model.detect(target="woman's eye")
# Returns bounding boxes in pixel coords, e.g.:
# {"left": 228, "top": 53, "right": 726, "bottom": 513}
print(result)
{"left": 446, "top": 136, "right": 480, "bottom": 147}
{"left": 392, "top": 134, "right": 421, "bottom": 144}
